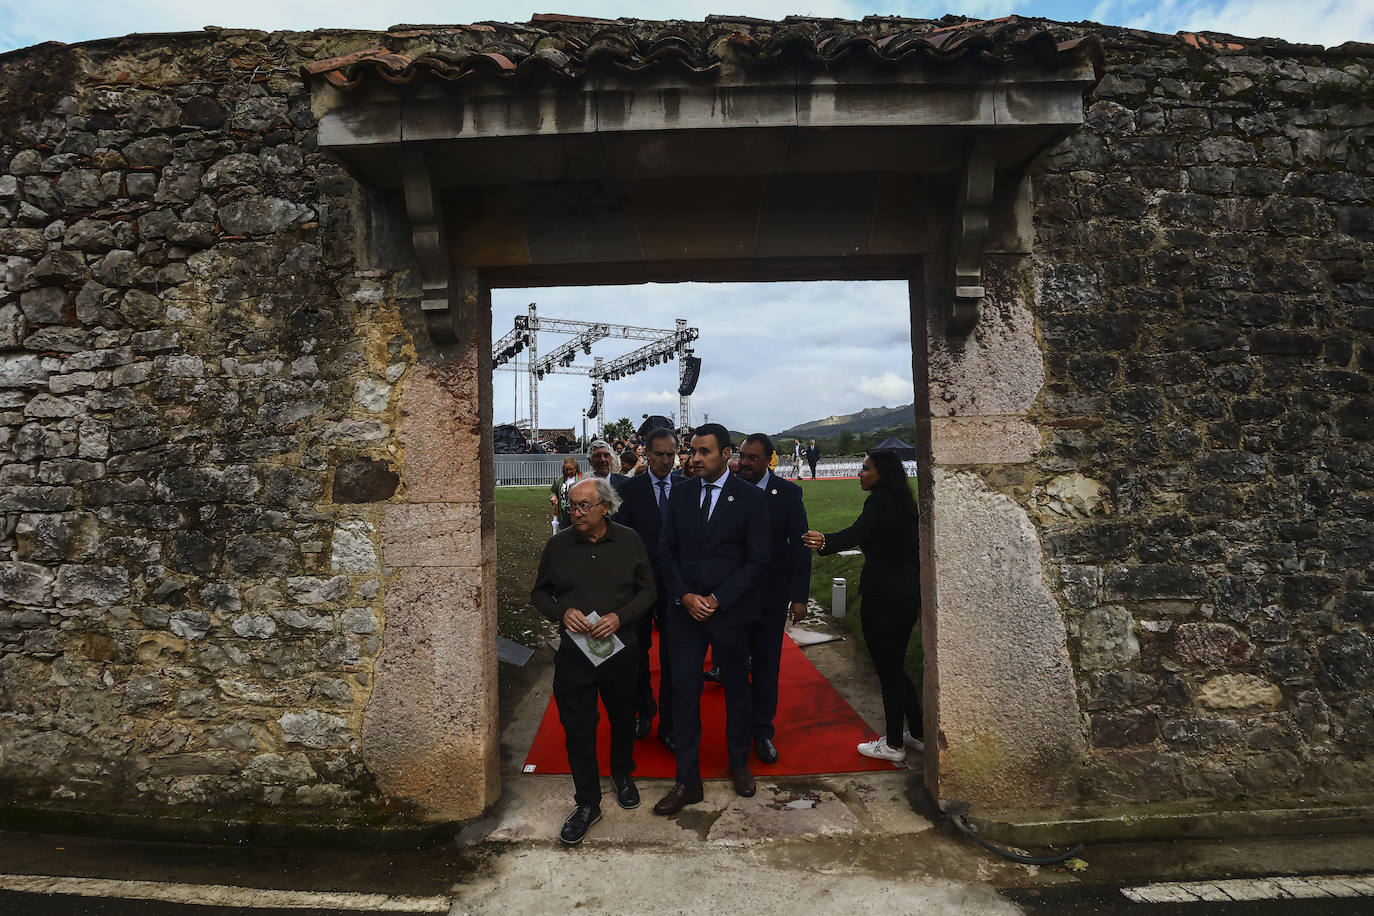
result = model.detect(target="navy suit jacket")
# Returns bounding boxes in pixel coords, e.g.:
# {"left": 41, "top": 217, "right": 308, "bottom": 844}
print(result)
{"left": 753, "top": 471, "right": 812, "bottom": 613}
{"left": 660, "top": 472, "right": 770, "bottom": 626}
{"left": 611, "top": 470, "right": 681, "bottom": 588}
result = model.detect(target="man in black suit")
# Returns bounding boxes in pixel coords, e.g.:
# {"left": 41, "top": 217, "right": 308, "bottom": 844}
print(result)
{"left": 611, "top": 427, "right": 681, "bottom": 745}
{"left": 735, "top": 433, "right": 811, "bottom": 765}
{"left": 589, "top": 439, "right": 628, "bottom": 488}
{"left": 806, "top": 439, "right": 821, "bottom": 479}
{"left": 653, "top": 423, "right": 770, "bottom": 814}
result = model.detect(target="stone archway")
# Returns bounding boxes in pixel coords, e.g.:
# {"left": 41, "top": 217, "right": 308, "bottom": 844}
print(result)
{"left": 306, "top": 15, "right": 1103, "bottom": 819}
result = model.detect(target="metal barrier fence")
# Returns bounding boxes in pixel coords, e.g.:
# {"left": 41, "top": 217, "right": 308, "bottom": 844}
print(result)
{"left": 778, "top": 459, "right": 919, "bottom": 480}
{"left": 495, "top": 455, "right": 917, "bottom": 487}
{"left": 495, "top": 454, "right": 590, "bottom": 487}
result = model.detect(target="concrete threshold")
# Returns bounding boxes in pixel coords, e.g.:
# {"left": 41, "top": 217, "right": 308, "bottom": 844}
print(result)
{"left": 464, "top": 770, "right": 933, "bottom": 849}
{"left": 0, "top": 802, "right": 457, "bottom": 850}
{"left": 972, "top": 799, "right": 1374, "bottom": 847}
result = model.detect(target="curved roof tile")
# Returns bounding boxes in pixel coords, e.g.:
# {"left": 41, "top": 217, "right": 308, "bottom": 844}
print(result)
{"left": 303, "top": 15, "right": 1106, "bottom": 89}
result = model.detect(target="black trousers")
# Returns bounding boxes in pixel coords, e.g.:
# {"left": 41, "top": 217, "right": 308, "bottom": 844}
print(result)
{"left": 807, "top": 460, "right": 818, "bottom": 479}
{"left": 747, "top": 606, "right": 788, "bottom": 741}
{"left": 553, "top": 635, "right": 637, "bottom": 807}
{"left": 859, "top": 594, "right": 923, "bottom": 747}
{"left": 666, "top": 605, "right": 751, "bottom": 785}
{"left": 633, "top": 595, "right": 676, "bottom": 739}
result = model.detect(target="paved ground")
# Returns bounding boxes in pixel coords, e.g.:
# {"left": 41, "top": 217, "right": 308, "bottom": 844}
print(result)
{"left": 1, "top": 630, "right": 1371, "bottom": 914}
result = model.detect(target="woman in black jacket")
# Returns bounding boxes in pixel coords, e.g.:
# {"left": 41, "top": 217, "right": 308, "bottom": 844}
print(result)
{"left": 802, "top": 449, "right": 923, "bottom": 763}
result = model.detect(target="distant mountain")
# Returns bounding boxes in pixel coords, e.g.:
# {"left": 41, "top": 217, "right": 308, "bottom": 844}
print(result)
{"left": 776, "top": 403, "right": 915, "bottom": 438}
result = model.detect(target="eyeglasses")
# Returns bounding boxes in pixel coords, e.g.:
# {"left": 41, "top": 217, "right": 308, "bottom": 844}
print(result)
{"left": 570, "top": 501, "right": 606, "bottom": 515}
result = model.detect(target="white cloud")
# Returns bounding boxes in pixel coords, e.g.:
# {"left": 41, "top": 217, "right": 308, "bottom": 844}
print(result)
{"left": 1095, "top": 0, "right": 1374, "bottom": 45}
{"left": 856, "top": 372, "right": 914, "bottom": 403}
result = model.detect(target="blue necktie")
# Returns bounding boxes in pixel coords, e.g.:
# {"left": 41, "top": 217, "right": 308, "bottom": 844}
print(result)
{"left": 657, "top": 480, "right": 669, "bottom": 520}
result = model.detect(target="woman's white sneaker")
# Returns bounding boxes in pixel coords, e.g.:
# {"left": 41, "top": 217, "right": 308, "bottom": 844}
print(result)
{"left": 903, "top": 730, "right": 925, "bottom": 752}
{"left": 857, "top": 737, "right": 906, "bottom": 762}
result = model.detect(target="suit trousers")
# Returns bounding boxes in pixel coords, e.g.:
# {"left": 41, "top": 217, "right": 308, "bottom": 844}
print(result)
{"left": 859, "top": 594, "right": 924, "bottom": 746}
{"left": 553, "top": 635, "right": 637, "bottom": 807}
{"left": 633, "top": 595, "right": 676, "bottom": 739}
{"left": 747, "top": 605, "right": 789, "bottom": 741}
{"left": 666, "top": 605, "right": 751, "bottom": 785}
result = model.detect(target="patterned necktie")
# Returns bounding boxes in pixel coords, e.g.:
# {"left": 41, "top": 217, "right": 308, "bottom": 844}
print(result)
{"left": 699, "top": 482, "right": 715, "bottom": 526}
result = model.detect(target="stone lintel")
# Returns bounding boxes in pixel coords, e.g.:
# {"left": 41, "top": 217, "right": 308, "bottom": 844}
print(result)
{"left": 928, "top": 416, "right": 1042, "bottom": 465}
{"left": 317, "top": 74, "right": 1091, "bottom": 158}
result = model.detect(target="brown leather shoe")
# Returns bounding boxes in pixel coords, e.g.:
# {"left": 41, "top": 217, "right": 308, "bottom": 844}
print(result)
{"left": 652, "top": 782, "right": 704, "bottom": 815}
{"left": 730, "top": 765, "right": 756, "bottom": 797}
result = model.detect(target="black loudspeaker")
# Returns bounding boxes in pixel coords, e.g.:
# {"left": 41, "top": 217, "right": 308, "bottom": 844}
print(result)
{"left": 587, "top": 387, "right": 599, "bottom": 419}
{"left": 677, "top": 356, "right": 701, "bottom": 396}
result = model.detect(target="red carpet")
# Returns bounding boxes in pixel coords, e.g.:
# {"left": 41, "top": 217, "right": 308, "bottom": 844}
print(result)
{"left": 522, "top": 632, "right": 899, "bottom": 777}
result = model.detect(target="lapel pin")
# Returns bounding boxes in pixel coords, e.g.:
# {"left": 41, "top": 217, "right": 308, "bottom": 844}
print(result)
{"left": 770, "top": 488, "right": 777, "bottom": 494}
{"left": 727, "top": 495, "right": 735, "bottom": 502}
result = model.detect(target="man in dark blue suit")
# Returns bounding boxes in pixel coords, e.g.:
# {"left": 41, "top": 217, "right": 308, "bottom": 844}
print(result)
{"left": 653, "top": 423, "right": 770, "bottom": 814}
{"left": 611, "top": 427, "right": 682, "bottom": 745}
{"left": 736, "top": 433, "right": 811, "bottom": 765}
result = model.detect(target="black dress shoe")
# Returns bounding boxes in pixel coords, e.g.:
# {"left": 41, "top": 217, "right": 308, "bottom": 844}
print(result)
{"left": 703, "top": 666, "right": 722, "bottom": 684}
{"left": 730, "top": 765, "right": 756, "bottom": 797}
{"left": 652, "top": 782, "right": 704, "bottom": 815}
{"left": 754, "top": 737, "right": 779, "bottom": 764}
{"left": 613, "top": 774, "right": 639, "bottom": 810}
{"left": 634, "top": 712, "right": 653, "bottom": 740}
{"left": 559, "top": 804, "right": 602, "bottom": 845}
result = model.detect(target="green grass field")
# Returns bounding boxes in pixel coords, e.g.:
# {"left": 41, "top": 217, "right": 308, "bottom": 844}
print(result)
{"left": 495, "top": 476, "right": 920, "bottom": 665}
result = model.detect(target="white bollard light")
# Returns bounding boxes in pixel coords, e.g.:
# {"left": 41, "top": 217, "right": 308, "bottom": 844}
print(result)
{"left": 831, "top": 577, "right": 847, "bottom": 618}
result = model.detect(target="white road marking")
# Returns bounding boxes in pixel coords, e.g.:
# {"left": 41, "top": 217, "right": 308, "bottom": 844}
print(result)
{"left": 1122, "top": 874, "right": 1374, "bottom": 904}
{"left": 0, "top": 873, "right": 451, "bottom": 912}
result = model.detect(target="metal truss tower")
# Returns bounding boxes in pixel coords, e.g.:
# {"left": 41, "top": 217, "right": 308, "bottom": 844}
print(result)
{"left": 493, "top": 304, "right": 699, "bottom": 441}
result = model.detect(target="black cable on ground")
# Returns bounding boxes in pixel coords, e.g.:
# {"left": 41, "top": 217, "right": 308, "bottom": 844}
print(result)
{"left": 948, "top": 811, "right": 1085, "bottom": 866}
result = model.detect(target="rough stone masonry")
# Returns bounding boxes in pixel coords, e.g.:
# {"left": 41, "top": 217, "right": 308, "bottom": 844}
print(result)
{"left": 0, "top": 18, "right": 1370, "bottom": 826}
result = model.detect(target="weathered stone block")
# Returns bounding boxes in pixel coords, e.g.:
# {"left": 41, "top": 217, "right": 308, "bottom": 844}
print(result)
{"left": 0, "top": 562, "right": 56, "bottom": 604}
{"left": 1174, "top": 622, "right": 1252, "bottom": 668}
{"left": 330, "top": 520, "right": 378, "bottom": 574}
{"left": 278, "top": 709, "right": 349, "bottom": 749}
{"left": 1090, "top": 710, "right": 1157, "bottom": 748}
{"left": 1316, "top": 630, "right": 1374, "bottom": 693}
{"left": 286, "top": 575, "right": 349, "bottom": 605}
{"left": 123, "top": 674, "right": 169, "bottom": 708}
{"left": 19, "top": 286, "right": 69, "bottom": 324}
{"left": 1159, "top": 716, "right": 1242, "bottom": 749}
{"left": 55, "top": 564, "right": 130, "bottom": 604}
{"left": 231, "top": 614, "right": 278, "bottom": 639}
{"left": 218, "top": 197, "right": 313, "bottom": 236}
{"left": 1105, "top": 564, "right": 1207, "bottom": 600}
{"left": 1196, "top": 674, "right": 1282, "bottom": 709}
{"left": 331, "top": 456, "right": 399, "bottom": 503}
{"left": 1078, "top": 605, "right": 1139, "bottom": 670}
{"left": 168, "top": 609, "right": 210, "bottom": 640}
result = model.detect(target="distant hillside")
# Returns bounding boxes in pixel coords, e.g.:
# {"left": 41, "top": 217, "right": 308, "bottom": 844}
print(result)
{"left": 776, "top": 403, "right": 915, "bottom": 438}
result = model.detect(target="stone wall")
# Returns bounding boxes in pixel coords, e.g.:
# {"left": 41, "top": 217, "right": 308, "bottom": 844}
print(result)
{"left": 0, "top": 30, "right": 452, "bottom": 816}
{"left": 1, "top": 20, "right": 1371, "bottom": 825}
{"left": 1028, "top": 29, "right": 1374, "bottom": 807}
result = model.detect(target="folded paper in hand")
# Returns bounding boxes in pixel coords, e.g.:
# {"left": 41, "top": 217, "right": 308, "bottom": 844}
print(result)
{"left": 568, "top": 611, "right": 624, "bottom": 667}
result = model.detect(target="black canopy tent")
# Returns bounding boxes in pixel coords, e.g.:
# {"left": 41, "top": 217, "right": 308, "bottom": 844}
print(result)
{"left": 867, "top": 436, "right": 916, "bottom": 461}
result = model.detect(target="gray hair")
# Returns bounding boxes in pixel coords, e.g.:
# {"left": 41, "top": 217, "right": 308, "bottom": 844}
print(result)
{"left": 589, "top": 439, "right": 612, "bottom": 453}
{"left": 572, "top": 476, "right": 621, "bottom": 514}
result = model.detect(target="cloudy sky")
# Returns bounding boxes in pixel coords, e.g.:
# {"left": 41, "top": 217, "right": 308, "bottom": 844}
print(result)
{"left": 3, "top": 1, "right": 1367, "bottom": 433}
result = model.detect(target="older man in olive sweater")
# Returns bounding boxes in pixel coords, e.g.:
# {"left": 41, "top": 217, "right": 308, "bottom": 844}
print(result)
{"left": 531, "top": 476, "right": 656, "bottom": 844}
